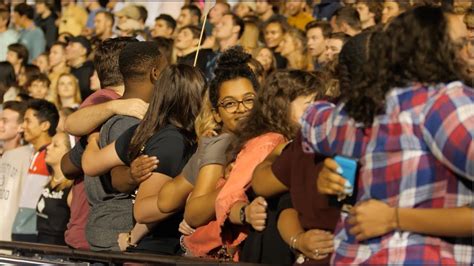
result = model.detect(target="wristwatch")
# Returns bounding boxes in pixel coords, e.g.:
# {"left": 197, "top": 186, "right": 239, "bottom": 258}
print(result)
{"left": 239, "top": 205, "right": 248, "bottom": 225}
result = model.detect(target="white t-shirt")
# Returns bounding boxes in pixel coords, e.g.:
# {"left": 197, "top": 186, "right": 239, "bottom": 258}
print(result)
{"left": 0, "top": 145, "right": 34, "bottom": 241}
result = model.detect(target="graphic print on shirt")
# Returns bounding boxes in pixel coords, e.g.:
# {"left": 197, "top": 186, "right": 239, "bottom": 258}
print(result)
{"left": 0, "top": 162, "right": 19, "bottom": 201}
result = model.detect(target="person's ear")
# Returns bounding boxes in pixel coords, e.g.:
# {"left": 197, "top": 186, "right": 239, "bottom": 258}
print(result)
{"left": 79, "top": 46, "right": 87, "bottom": 57}
{"left": 232, "top": 25, "right": 240, "bottom": 36}
{"left": 191, "top": 38, "right": 200, "bottom": 47}
{"left": 17, "top": 123, "right": 24, "bottom": 134}
{"left": 368, "top": 11, "right": 375, "bottom": 20}
{"left": 39, "top": 120, "right": 51, "bottom": 134}
{"left": 166, "top": 27, "right": 174, "bottom": 37}
{"left": 340, "top": 23, "right": 348, "bottom": 34}
{"left": 212, "top": 108, "right": 222, "bottom": 123}
{"left": 193, "top": 15, "right": 200, "bottom": 25}
{"left": 295, "top": 38, "right": 303, "bottom": 50}
{"left": 151, "top": 67, "right": 160, "bottom": 82}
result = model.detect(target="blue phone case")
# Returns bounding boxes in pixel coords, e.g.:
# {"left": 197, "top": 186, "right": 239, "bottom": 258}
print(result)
{"left": 334, "top": 155, "right": 357, "bottom": 195}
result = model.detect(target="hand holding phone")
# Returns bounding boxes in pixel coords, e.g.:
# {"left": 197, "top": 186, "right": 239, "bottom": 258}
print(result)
{"left": 334, "top": 155, "right": 357, "bottom": 197}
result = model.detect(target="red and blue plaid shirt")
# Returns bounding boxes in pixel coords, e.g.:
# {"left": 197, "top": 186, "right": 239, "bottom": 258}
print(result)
{"left": 301, "top": 81, "right": 474, "bottom": 265}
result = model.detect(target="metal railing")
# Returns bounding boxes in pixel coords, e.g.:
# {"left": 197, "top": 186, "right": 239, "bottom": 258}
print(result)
{"left": 0, "top": 241, "right": 260, "bottom": 265}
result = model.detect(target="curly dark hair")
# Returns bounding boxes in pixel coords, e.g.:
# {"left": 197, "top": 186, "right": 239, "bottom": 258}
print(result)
{"left": 337, "top": 28, "right": 376, "bottom": 97}
{"left": 344, "top": 6, "right": 459, "bottom": 126}
{"left": 229, "top": 69, "right": 326, "bottom": 159}
{"left": 209, "top": 46, "right": 260, "bottom": 109}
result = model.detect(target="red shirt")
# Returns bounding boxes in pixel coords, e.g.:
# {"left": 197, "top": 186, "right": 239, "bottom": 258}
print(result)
{"left": 64, "top": 88, "right": 120, "bottom": 250}
{"left": 272, "top": 132, "right": 341, "bottom": 265}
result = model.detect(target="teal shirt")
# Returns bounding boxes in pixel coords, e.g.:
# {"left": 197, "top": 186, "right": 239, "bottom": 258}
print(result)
{"left": 19, "top": 26, "right": 46, "bottom": 63}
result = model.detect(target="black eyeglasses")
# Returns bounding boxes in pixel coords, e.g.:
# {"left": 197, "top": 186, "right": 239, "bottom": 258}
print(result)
{"left": 217, "top": 97, "right": 255, "bottom": 113}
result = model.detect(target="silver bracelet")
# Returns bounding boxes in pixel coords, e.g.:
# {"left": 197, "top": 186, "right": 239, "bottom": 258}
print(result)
{"left": 289, "top": 232, "right": 303, "bottom": 250}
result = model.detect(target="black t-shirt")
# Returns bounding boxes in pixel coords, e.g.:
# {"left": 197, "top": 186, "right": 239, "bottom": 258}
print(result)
{"left": 71, "top": 60, "right": 94, "bottom": 100}
{"left": 34, "top": 13, "right": 58, "bottom": 50}
{"left": 271, "top": 49, "right": 288, "bottom": 69}
{"left": 177, "top": 49, "right": 215, "bottom": 75}
{"left": 115, "top": 124, "right": 196, "bottom": 247}
{"left": 115, "top": 124, "right": 195, "bottom": 177}
{"left": 36, "top": 182, "right": 71, "bottom": 245}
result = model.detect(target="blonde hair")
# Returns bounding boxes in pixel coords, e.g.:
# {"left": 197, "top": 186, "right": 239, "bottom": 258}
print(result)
{"left": 194, "top": 90, "right": 218, "bottom": 138}
{"left": 55, "top": 73, "right": 82, "bottom": 108}
{"left": 48, "top": 132, "right": 74, "bottom": 191}
{"left": 284, "top": 28, "right": 311, "bottom": 70}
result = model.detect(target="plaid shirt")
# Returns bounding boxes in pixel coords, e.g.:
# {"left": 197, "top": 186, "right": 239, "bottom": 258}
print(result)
{"left": 301, "top": 81, "right": 474, "bottom": 265}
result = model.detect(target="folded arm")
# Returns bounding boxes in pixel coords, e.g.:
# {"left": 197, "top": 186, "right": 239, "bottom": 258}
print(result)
{"left": 134, "top": 172, "right": 174, "bottom": 224}
{"left": 251, "top": 142, "right": 289, "bottom": 197}
{"left": 183, "top": 164, "right": 224, "bottom": 228}
{"left": 348, "top": 200, "right": 474, "bottom": 241}
{"left": 157, "top": 174, "right": 194, "bottom": 213}
{"left": 82, "top": 134, "right": 124, "bottom": 176}
{"left": 65, "top": 99, "right": 148, "bottom": 137}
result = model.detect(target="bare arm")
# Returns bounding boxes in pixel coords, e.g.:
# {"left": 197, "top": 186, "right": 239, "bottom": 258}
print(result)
{"left": 82, "top": 134, "right": 124, "bottom": 176}
{"left": 157, "top": 174, "right": 194, "bottom": 213}
{"left": 111, "top": 166, "right": 136, "bottom": 193}
{"left": 277, "top": 208, "right": 334, "bottom": 260}
{"left": 64, "top": 99, "right": 148, "bottom": 137}
{"left": 111, "top": 155, "right": 158, "bottom": 194}
{"left": 251, "top": 143, "right": 289, "bottom": 197}
{"left": 278, "top": 208, "right": 305, "bottom": 246}
{"left": 348, "top": 200, "right": 474, "bottom": 241}
{"left": 67, "top": 188, "right": 73, "bottom": 208}
{"left": 128, "top": 223, "right": 154, "bottom": 246}
{"left": 133, "top": 172, "right": 174, "bottom": 224}
{"left": 228, "top": 197, "right": 268, "bottom": 232}
{"left": 183, "top": 164, "right": 223, "bottom": 228}
{"left": 398, "top": 207, "right": 474, "bottom": 237}
{"left": 228, "top": 200, "right": 248, "bottom": 225}
{"left": 118, "top": 223, "right": 156, "bottom": 251}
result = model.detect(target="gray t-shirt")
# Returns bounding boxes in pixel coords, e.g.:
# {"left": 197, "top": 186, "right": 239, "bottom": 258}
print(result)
{"left": 84, "top": 115, "right": 139, "bottom": 251}
{"left": 182, "top": 133, "right": 234, "bottom": 186}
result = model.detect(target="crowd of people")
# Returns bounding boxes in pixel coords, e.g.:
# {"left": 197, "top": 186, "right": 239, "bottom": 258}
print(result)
{"left": 0, "top": 0, "right": 472, "bottom": 265}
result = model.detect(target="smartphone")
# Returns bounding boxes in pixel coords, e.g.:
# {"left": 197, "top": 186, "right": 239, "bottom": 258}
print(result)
{"left": 334, "top": 155, "right": 357, "bottom": 196}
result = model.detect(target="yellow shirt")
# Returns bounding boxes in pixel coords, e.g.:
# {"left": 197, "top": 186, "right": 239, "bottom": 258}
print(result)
{"left": 288, "top": 12, "right": 314, "bottom": 32}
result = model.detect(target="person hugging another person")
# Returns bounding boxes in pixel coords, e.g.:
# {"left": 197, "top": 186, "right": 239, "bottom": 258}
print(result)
{"left": 301, "top": 6, "right": 473, "bottom": 265}
{"left": 81, "top": 64, "right": 207, "bottom": 255}
{"left": 146, "top": 46, "right": 260, "bottom": 256}
{"left": 116, "top": 47, "right": 258, "bottom": 251}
